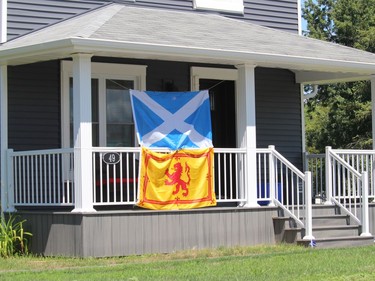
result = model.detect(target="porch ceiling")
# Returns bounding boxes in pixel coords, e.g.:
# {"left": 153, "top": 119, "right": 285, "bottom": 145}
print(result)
{"left": 1, "top": 4, "right": 375, "bottom": 84}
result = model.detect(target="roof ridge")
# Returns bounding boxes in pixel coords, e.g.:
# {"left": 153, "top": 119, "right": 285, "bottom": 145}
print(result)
{"left": 4, "top": 3, "right": 121, "bottom": 45}
{"left": 76, "top": 3, "right": 123, "bottom": 38}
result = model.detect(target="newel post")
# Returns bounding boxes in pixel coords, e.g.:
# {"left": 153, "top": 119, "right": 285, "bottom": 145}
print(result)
{"left": 268, "top": 145, "right": 276, "bottom": 206}
{"left": 360, "top": 171, "right": 371, "bottom": 237}
{"left": 5, "top": 149, "right": 15, "bottom": 212}
{"left": 303, "top": 171, "right": 314, "bottom": 240}
{"left": 325, "top": 146, "right": 333, "bottom": 205}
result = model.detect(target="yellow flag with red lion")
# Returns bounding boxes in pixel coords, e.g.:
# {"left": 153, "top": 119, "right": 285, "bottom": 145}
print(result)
{"left": 138, "top": 147, "right": 216, "bottom": 210}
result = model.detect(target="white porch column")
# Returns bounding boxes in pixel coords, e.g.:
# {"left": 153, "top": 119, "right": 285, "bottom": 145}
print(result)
{"left": 0, "top": 65, "right": 11, "bottom": 212}
{"left": 72, "top": 53, "right": 95, "bottom": 212}
{"left": 371, "top": 76, "right": 375, "bottom": 149}
{"left": 236, "top": 64, "right": 258, "bottom": 207}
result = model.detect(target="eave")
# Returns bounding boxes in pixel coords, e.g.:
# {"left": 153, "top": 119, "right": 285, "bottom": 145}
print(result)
{"left": 0, "top": 37, "right": 374, "bottom": 85}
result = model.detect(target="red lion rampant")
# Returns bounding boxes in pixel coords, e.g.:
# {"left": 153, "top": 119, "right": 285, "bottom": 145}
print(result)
{"left": 165, "top": 162, "right": 191, "bottom": 197}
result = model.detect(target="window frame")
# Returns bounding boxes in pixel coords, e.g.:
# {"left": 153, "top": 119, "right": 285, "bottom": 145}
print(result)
{"left": 61, "top": 61, "right": 147, "bottom": 148}
{"left": 190, "top": 66, "right": 238, "bottom": 91}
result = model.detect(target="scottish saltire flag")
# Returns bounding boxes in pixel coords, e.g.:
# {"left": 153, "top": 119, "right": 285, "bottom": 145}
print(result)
{"left": 137, "top": 147, "right": 216, "bottom": 210}
{"left": 130, "top": 90, "right": 212, "bottom": 150}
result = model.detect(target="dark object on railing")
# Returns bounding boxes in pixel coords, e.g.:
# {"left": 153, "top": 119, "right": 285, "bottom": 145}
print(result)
{"left": 257, "top": 183, "right": 282, "bottom": 206}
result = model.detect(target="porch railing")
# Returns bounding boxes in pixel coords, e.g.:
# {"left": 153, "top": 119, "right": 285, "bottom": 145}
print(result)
{"left": 8, "top": 148, "right": 74, "bottom": 207}
{"left": 92, "top": 147, "right": 248, "bottom": 206}
{"left": 325, "top": 147, "right": 371, "bottom": 236}
{"left": 257, "top": 145, "right": 313, "bottom": 240}
{"left": 306, "top": 149, "right": 375, "bottom": 202}
{"left": 329, "top": 148, "right": 375, "bottom": 200}
{"left": 305, "top": 153, "right": 326, "bottom": 203}
{"left": 7, "top": 145, "right": 310, "bottom": 230}
{"left": 92, "top": 147, "right": 140, "bottom": 206}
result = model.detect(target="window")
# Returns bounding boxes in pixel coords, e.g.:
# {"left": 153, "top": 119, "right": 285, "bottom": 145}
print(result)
{"left": 193, "top": 0, "right": 244, "bottom": 14}
{"left": 61, "top": 61, "right": 146, "bottom": 148}
{"left": 105, "top": 79, "right": 135, "bottom": 147}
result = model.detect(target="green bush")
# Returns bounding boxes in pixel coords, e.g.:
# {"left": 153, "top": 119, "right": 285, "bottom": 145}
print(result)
{"left": 0, "top": 214, "right": 32, "bottom": 257}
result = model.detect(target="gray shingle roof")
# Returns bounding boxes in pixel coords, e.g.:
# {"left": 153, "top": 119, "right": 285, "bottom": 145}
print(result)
{"left": 1, "top": 3, "right": 375, "bottom": 76}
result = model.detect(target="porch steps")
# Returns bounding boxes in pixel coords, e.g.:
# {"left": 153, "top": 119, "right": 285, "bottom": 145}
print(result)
{"left": 273, "top": 205, "right": 374, "bottom": 248}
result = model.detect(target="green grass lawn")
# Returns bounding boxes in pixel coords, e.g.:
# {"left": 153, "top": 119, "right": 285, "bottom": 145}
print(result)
{"left": 0, "top": 244, "right": 375, "bottom": 280}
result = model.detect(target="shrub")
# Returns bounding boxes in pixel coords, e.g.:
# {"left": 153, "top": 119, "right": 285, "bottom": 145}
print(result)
{"left": 0, "top": 214, "right": 32, "bottom": 257}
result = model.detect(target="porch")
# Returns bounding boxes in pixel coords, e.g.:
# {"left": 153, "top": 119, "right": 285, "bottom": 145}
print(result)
{"left": 4, "top": 145, "right": 375, "bottom": 256}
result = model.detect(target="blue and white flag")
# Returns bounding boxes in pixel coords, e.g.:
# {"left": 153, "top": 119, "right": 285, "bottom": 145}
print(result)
{"left": 130, "top": 90, "right": 212, "bottom": 150}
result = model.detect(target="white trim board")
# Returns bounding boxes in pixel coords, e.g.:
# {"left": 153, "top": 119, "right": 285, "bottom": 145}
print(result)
{"left": 61, "top": 60, "right": 147, "bottom": 148}
{"left": 193, "top": 0, "right": 244, "bottom": 14}
{"left": 190, "top": 67, "right": 238, "bottom": 91}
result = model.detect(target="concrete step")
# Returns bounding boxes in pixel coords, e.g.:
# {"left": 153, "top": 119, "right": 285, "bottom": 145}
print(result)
{"left": 282, "top": 228, "right": 303, "bottom": 243}
{"left": 312, "top": 205, "right": 341, "bottom": 216}
{"left": 290, "top": 205, "right": 341, "bottom": 218}
{"left": 274, "top": 204, "right": 373, "bottom": 248}
{"left": 297, "top": 235, "right": 374, "bottom": 249}
{"left": 273, "top": 217, "right": 300, "bottom": 243}
{"left": 283, "top": 225, "right": 361, "bottom": 241}
{"left": 312, "top": 215, "right": 350, "bottom": 226}
{"left": 312, "top": 225, "right": 360, "bottom": 238}
{"left": 273, "top": 216, "right": 298, "bottom": 228}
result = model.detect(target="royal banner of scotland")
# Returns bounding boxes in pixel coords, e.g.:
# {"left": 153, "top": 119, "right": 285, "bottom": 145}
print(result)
{"left": 137, "top": 147, "right": 216, "bottom": 210}
{"left": 130, "top": 90, "right": 212, "bottom": 150}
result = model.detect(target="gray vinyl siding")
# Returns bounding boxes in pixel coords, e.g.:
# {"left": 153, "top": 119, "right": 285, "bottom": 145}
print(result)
{"left": 7, "top": 0, "right": 109, "bottom": 40}
{"left": 8, "top": 60, "right": 61, "bottom": 151}
{"left": 7, "top": 0, "right": 298, "bottom": 40}
{"left": 7, "top": 58, "right": 302, "bottom": 166}
{"left": 255, "top": 67, "right": 303, "bottom": 170}
{"left": 243, "top": 0, "right": 299, "bottom": 32}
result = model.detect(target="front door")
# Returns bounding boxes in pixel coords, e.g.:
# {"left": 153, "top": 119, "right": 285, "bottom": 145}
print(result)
{"left": 199, "top": 79, "right": 236, "bottom": 148}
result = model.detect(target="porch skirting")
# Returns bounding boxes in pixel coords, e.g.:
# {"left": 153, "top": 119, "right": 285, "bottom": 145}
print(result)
{"left": 17, "top": 207, "right": 278, "bottom": 257}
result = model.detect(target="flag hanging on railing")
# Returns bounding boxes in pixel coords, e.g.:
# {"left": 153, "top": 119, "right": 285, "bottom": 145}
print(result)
{"left": 130, "top": 90, "right": 212, "bottom": 150}
{"left": 130, "top": 90, "right": 216, "bottom": 210}
{"left": 137, "top": 147, "right": 216, "bottom": 210}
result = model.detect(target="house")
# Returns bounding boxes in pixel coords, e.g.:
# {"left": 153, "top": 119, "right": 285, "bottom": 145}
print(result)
{"left": 0, "top": 0, "right": 375, "bottom": 257}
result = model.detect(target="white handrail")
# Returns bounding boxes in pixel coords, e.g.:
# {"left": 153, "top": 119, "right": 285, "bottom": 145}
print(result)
{"left": 270, "top": 146, "right": 305, "bottom": 178}
{"left": 329, "top": 149, "right": 361, "bottom": 177}
{"left": 266, "top": 146, "right": 314, "bottom": 240}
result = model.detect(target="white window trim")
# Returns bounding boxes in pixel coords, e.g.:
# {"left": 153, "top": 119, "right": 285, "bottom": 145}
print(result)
{"left": 61, "top": 61, "right": 147, "bottom": 148}
{"left": 193, "top": 0, "right": 244, "bottom": 15}
{"left": 190, "top": 67, "right": 238, "bottom": 91}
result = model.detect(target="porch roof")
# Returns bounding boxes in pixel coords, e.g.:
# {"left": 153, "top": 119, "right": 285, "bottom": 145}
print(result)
{"left": 0, "top": 3, "right": 375, "bottom": 84}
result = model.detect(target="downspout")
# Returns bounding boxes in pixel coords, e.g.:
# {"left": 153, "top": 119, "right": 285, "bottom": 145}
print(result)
{"left": 371, "top": 76, "right": 375, "bottom": 149}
